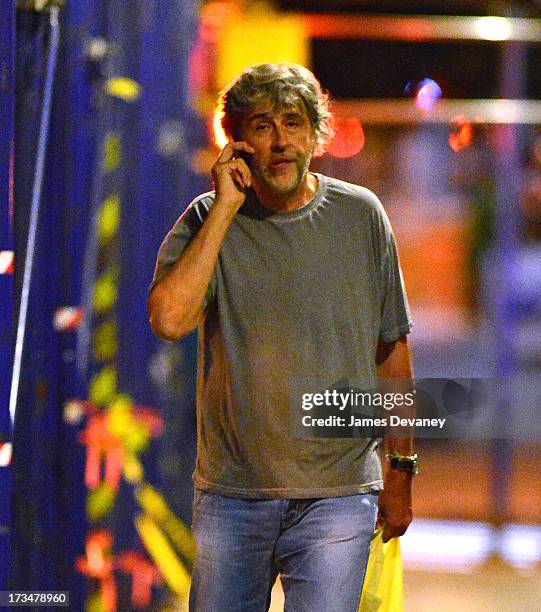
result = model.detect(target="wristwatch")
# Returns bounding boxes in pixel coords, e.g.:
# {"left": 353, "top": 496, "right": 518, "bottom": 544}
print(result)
{"left": 385, "top": 452, "right": 419, "bottom": 475}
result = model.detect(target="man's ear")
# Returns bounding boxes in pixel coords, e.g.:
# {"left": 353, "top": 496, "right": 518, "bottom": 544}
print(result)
{"left": 312, "top": 137, "right": 325, "bottom": 159}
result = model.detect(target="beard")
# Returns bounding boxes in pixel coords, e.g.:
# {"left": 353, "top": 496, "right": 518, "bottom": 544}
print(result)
{"left": 251, "top": 152, "right": 311, "bottom": 195}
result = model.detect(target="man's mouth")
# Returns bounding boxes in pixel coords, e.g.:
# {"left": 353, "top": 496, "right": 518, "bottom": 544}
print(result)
{"left": 270, "top": 158, "right": 295, "bottom": 170}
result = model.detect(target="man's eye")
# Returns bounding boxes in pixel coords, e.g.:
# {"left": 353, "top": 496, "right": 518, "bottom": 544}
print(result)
{"left": 286, "top": 121, "right": 301, "bottom": 128}
{"left": 255, "top": 124, "right": 270, "bottom": 131}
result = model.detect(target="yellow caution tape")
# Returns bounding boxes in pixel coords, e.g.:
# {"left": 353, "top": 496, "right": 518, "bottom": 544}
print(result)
{"left": 122, "top": 453, "right": 144, "bottom": 485}
{"left": 98, "top": 194, "right": 120, "bottom": 245}
{"left": 135, "top": 514, "right": 191, "bottom": 598}
{"left": 85, "top": 592, "right": 102, "bottom": 612}
{"left": 106, "top": 396, "right": 150, "bottom": 454}
{"left": 89, "top": 366, "right": 117, "bottom": 407}
{"left": 104, "top": 77, "right": 141, "bottom": 101}
{"left": 136, "top": 484, "right": 196, "bottom": 563}
{"left": 87, "top": 483, "right": 116, "bottom": 522}
{"left": 102, "top": 134, "right": 121, "bottom": 172}
{"left": 93, "top": 267, "right": 119, "bottom": 313}
{"left": 93, "top": 320, "right": 117, "bottom": 362}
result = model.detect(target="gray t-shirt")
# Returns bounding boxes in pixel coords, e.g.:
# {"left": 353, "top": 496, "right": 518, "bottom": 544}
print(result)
{"left": 151, "top": 173, "right": 412, "bottom": 498}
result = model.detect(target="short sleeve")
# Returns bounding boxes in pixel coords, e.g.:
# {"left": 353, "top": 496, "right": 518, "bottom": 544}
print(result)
{"left": 148, "top": 195, "right": 217, "bottom": 310}
{"left": 374, "top": 206, "right": 413, "bottom": 343}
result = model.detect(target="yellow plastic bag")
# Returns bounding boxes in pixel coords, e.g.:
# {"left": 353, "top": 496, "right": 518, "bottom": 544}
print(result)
{"left": 358, "top": 529, "right": 404, "bottom": 612}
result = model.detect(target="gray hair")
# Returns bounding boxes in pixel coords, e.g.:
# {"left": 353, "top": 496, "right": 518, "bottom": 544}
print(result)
{"left": 215, "top": 63, "right": 334, "bottom": 155}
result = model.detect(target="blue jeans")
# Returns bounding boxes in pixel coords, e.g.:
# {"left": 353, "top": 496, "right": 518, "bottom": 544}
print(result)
{"left": 189, "top": 490, "right": 379, "bottom": 612}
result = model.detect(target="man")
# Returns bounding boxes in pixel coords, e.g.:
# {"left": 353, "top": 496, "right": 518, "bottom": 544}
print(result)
{"left": 148, "top": 63, "right": 416, "bottom": 612}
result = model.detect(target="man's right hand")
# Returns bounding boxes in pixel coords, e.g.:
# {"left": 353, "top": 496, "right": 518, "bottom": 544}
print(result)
{"left": 211, "top": 141, "right": 255, "bottom": 211}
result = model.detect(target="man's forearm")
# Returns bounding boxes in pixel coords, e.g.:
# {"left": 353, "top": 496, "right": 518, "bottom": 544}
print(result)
{"left": 376, "top": 336, "right": 415, "bottom": 457}
{"left": 376, "top": 335, "right": 415, "bottom": 541}
{"left": 148, "top": 141, "right": 254, "bottom": 341}
{"left": 147, "top": 199, "right": 237, "bottom": 340}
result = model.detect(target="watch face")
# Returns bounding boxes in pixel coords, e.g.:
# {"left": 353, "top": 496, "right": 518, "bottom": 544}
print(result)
{"left": 390, "top": 457, "right": 418, "bottom": 474}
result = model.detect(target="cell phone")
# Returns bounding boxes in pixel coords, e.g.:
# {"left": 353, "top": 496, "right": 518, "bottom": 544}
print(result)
{"left": 237, "top": 150, "right": 253, "bottom": 168}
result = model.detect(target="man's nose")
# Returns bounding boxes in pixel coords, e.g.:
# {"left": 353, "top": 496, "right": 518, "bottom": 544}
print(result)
{"left": 271, "top": 125, "right": 288, "bottom": 149}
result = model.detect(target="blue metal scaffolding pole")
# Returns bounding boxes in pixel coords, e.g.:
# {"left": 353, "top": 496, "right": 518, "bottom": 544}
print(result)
{"left": 490, "top": 37, "right": 526, "bottom": 533}
{"left": 0, "top": 0, "right": 16, "bottom": 591}
{"left": 10, "top": 2, "right": 92, "bottom": 599}
{"left": 0, "top": 0, "right": 15, "bottom": 590}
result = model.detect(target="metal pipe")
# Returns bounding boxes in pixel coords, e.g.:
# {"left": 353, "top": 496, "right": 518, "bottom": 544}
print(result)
{"left": 9, "top": 6, "right": 60, "bottom": 425}
{"left": 304, "top": 14, "right": 541, "bottom": 43}
{"left": 331, "top": 98, "right": 541, "bottom": 124}
{"left": 489, "top": 38, "right": 526, "bottom": 531}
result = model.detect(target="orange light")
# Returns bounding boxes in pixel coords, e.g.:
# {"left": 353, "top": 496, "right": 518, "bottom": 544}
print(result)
{"left": 200, "top": 2, "right": 242, "bottom": 43}
{"left": 80, "top": 414, "right": 124, "bottom": 491}
{"left": 326, "top": 117, "right": 365, "bottom": 159}
{"left": 449, "top": 115, "right": 473, "bottom": 152}
{"left": 76, "top": 531, "right": 117, "bottom": 612}
{"left": 117, "top": 551, "right": 161, "bottom": 609}
{"left": 88, "top": 531, "right": 113, "bottom": 576}
{"left": 213, "top": 110, "right": 228, "bottom": 150}
{"left": 104, "top": 445, "right": 124, "bottom": 490}
{"left": 101, "top": 576, "right": 117, "bottom": 612}
{"left": 76, "top": 530, "right": 113, "bottom": 579}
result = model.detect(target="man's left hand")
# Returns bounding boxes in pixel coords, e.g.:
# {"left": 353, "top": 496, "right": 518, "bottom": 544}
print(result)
{"left": 377, "top": 469, "right": 413, "bottom": 543}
